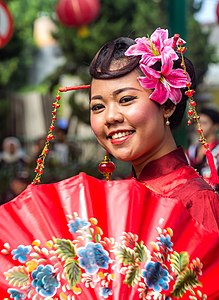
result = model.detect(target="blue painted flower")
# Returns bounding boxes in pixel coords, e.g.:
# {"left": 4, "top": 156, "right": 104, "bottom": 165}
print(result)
{"left": 142, "top": 261, "right": 169, "bottom": 292}
{"left": 11, "top": 245, "right": 31, "bottom": 263}
{"left": 68, "top": 217, "right": 90, "bottom": 233}
{"left": 8, "top": 288, "right": 26, "bottom": 300}
{"left": 31, "top": 264, "right": 60, "bottom": 297}
{"left": 100, "top": 287, "right": 113, "bottom": 298}
{"left": 159, "top": 234, "right": 173, "bottom": 251}
{"left": 77, "top": 242, "right": 110, "bottom": 274}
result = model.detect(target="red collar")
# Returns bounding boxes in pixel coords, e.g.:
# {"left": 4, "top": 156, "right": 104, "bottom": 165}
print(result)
{"left": 133, "top": 147, "right": 189, "bottom": 181}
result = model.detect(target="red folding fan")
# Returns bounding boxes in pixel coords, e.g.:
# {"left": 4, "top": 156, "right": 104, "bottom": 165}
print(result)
{"left": 0, "top": 173, "right": 218, "bottom": 299}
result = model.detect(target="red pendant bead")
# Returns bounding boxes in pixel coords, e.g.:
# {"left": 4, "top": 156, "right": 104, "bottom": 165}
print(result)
{"left": 185, "top": 90, "right": 195, "bottom": 97}
{"left": 178, "top": 38, "right": 184, "bottom": 45}
{"left": 188, "top": 110, "right": 193, "bottom": 116}
{"left": 190, "top": 101, "right": 196, "bottom": 107}
{"left": 98, "top": 161, "right": 116, "bottom": 174}
{"left": 98, "top": 155, "right": 116, "bottom": 180}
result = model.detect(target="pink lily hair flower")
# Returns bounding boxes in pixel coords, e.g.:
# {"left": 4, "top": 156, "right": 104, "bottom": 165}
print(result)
{"left": 125, "top": 28, "right": 189, "bottom": 105}
{"left": 125, "top": 28, "right": 178, "bottom": 67}
{"left": 139, "top": 56, "right": 187, "bottom": 105}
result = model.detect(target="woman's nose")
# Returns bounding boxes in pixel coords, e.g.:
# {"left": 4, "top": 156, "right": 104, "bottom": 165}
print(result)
{"left": 105, "top": 104, "right": 124, "bottom": 126}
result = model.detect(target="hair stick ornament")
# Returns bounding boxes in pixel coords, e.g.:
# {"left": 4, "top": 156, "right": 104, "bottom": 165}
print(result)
{"left": 177, "top": 37, "right": 219, "bottom": 187}
{"left": 59, "top": 85, "right": 91, "bottom": 92}
{"left": 32, "top": 84, "right": 91, "bottom": 185}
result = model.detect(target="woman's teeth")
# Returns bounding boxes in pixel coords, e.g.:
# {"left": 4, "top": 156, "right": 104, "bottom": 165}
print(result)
{"left": 111, "top": 131, "right": 132, "bottom": 139}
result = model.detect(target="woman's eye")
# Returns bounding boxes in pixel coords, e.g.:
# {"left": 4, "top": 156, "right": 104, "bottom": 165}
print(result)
{"left": 120, "top": 96, "right": 137, "bottom": 103}
{"left": 90, "top": 103, "right": 104, "bottom": 111}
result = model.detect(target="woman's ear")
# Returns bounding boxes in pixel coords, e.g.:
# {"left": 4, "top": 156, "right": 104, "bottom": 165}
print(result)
{"left": 162, "top": 101, "right": 176, "bottom": 118}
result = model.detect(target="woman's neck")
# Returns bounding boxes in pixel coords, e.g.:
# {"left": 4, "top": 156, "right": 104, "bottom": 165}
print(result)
{"left": 132, "top": 140, "right": 177, "bottom": 178}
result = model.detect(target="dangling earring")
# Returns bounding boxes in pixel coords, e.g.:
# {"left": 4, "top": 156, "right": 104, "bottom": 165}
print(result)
{"left": 98, "top": 150, "right": 116, "bottom": 181}
{"left": 166, "top": 117, "right": 170, "bottom": 126}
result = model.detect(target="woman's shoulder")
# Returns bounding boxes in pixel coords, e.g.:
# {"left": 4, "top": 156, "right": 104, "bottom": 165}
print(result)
{"left": 187, "top": 187, "right": 219, "bottom": 233}
{"left": 178, "top": 177, "right": 219, "bottom": 233}
{"left": 173, "top": 169, "right": 218, "bottom": 201}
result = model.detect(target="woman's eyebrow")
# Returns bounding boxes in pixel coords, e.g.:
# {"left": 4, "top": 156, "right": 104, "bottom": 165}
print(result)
{"left": 91, "top": 95, "right": 103, "bottom": 101}
{"left": 113, "top": 87, "right": 141, "bottom": 96}
{"left": 91, "top": 87, "right": 141, "bottom": 101}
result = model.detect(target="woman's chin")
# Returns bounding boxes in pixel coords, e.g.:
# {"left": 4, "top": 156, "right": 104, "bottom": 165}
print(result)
{"left": 112, "top": 153, "right": 133, "bottom": 162}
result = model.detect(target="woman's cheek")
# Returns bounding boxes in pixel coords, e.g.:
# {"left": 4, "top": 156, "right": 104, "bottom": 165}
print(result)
{"left": 90, "top": 116, "right": 102, "bottom": 138}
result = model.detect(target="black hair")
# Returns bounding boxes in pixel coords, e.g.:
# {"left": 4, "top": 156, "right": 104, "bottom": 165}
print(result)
{"left": 199, "top": 107, "right": 219, "bottom": 125}
{"left": 89, "top": 36, "right": 197, "bottom": 129}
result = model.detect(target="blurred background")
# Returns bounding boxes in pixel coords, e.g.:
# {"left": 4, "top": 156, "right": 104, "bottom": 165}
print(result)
{"left": 1, "top": 0, "right": 219, "bottom": 202}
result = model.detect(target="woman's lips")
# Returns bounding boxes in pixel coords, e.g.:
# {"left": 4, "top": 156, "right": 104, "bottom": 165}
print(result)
{"left": 108, "top": 131, "right": 134, "bottom": 145}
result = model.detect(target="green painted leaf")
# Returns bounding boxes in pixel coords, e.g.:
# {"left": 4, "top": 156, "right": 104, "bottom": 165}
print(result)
{"left": 54, "top": 238, "right": 76, "bottom": 260}
{"left": 64, "top": 258, "right": 81, "bottom": 288}
{"left": 134, "top": 241, "right": 149, "bottom": 263}
{"left": 4, "top": 266, "right": 29, "bottom": 287}
{"left": 116, "top": 245, "right": 135, "bottom": 265}
{"left": 124, "top": 264, "right": 141, "bottom": 287}
{"left": 170, "top": 251, "right": 189, "bottom": 274}
{"left": 171, "top": 269, "right": 201, "bottom": 298}
{"left": 95, "top": 234, "right": 101, "bottom": 243}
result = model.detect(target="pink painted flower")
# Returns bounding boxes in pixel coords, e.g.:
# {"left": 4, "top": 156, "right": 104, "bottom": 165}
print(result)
{"left": 125, "top": 28, "right": 178, "bottom": 67}
{"left": 138, "top": 56, "right": 187, "bottom": 105}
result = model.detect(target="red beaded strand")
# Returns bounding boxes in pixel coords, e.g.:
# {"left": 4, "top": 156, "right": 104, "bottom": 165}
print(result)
{"left": 32, "top": 84, "right": 91, "bottom": 185}
{"left": 32, "top": 93, "right": 61, "bottom": 185}
{"left": 177, "top": 38, "right": 219, "bottom": 186}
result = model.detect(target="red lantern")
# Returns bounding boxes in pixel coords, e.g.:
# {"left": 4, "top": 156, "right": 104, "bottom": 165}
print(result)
{"left": 56, "top": 0, "right": 100, "bottom": 27}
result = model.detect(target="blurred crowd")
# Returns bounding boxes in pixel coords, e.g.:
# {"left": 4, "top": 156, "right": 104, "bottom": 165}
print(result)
{"left": 0, "top": 125, "right": 81, "bottom": 205}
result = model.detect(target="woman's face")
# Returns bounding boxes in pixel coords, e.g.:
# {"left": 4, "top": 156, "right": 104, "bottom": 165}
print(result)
{"left": 90, "top": 70, "right": 174, "bottom": 169}
{"left": 198, "top": 114, "right": 218, "bottom": 139}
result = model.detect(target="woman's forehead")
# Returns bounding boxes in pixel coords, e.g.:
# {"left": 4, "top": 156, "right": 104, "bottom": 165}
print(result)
{"left": 90, "top": 73, "right": 151, "bottom": 103}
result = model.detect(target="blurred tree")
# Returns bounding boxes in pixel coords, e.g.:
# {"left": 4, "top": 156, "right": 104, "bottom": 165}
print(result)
{"left": 0, "top": 0, "right": 57, "bottom": 90}
{"left": 0, "top": 0, "right": 57, "bottom": 142}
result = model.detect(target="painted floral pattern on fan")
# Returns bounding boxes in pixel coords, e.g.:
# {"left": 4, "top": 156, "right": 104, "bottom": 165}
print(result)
{"left": 1, "top": 212, "right": 206, "bottom": 300}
